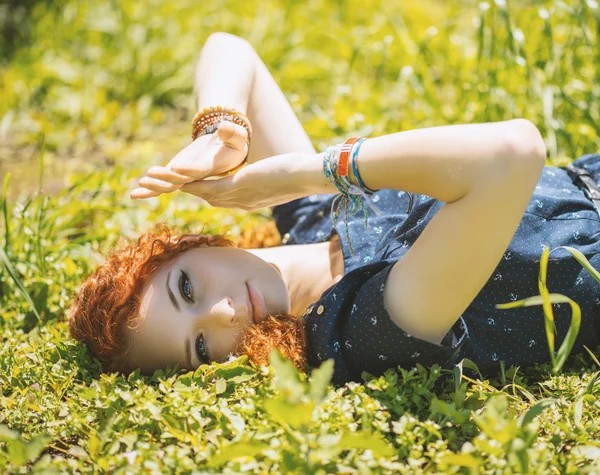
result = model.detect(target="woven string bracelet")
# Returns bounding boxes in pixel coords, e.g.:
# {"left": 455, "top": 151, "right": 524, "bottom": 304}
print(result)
{"left": 323, "top": 144, "right": 382, "bottom": 256}
{"left": 350, "top": 137, "right": 415, "bottom": 214}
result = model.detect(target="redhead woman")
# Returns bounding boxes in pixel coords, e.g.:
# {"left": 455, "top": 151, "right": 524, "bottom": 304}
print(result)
{"left": 69, "top": 32, "right": 600, "bottom": 385}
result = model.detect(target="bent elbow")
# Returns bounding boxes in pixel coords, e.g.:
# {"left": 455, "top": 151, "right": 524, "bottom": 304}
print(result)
{"left": 205, "top": 32, "right": 253, "bottom": 50}
{"left": 504, "top": 119, "right": 547, "bottom": 174}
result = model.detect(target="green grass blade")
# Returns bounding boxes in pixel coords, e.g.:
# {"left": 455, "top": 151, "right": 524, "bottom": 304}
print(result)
{"left": 497, "top": 292, "right": 580, "bottom": 373}
{"left": 583, "top": 345, "right": 600, "bottom": 369}
{"left": 2, "top": 172, "right": 10, "bottom": 250}
{"left": 38, "top": 133, "right": 45, "bottom": 195}
{"left": 551, "top": 245, "right": 600, "bottom": 285}
{"left": 552, "top": 297, "right": 581, "bottom": 373}
{"left": 538, "top": 245, "right": 556, "bottom": 362}
{"left": 0, "top": 246, "right": 40, "bottom": 322}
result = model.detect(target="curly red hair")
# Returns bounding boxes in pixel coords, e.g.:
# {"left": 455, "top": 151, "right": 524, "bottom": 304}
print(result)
{"left": 68, "top": 223, "right": 307, "bottom": 373}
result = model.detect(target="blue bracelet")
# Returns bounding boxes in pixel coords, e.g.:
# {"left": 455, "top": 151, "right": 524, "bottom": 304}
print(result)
{"left": 350, "top": 138, "right": 415, "bottom": 214}
{"left": 350, "top": 138, "right": 378, "bottom": 195}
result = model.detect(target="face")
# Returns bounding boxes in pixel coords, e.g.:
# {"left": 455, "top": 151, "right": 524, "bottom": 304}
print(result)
{"left": 125, "top": 246, "right": 290, "bottom": 374}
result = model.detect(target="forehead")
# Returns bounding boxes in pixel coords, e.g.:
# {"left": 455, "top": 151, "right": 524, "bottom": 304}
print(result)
{"left": 126, "top": 260, "right": 185, "bottom": 372}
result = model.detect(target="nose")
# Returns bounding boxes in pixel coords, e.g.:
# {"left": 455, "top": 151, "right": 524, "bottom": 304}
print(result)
{"left": 200, "top": 296, "right": 236, "bottom": 328}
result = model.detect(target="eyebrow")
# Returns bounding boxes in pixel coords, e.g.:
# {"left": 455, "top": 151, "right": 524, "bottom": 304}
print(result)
{"left": 166, "top": 269, "right": 180, "bottom": 312}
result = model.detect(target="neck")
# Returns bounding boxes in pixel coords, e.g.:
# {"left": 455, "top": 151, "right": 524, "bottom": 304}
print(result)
{"left": 246, "top": 239, "right": 344, "bottom": 316}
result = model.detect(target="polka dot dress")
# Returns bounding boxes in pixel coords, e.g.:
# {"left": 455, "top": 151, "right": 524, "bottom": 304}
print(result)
{"left": 271, "top": 153, "right": 600, "bottom": 385}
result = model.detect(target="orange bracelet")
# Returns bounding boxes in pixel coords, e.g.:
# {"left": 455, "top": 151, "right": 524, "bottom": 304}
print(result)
{"left": 338, "top": 136, "right": 360, "bottom": 177}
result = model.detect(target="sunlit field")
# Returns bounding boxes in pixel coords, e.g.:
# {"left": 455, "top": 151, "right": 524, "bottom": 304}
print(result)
{"left": 1, "top": 0, "right": 600, "bottom": 472}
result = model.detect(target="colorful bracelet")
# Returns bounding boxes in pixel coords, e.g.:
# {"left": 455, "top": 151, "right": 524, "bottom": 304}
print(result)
{"left": 349, "top": 138, "right": 378, "bottom": 195}
{"left": 191, "top": 106, "right": 252, "bottom": 141}
{"left": 338, "top": 136, "right": 361, "bottom": 177}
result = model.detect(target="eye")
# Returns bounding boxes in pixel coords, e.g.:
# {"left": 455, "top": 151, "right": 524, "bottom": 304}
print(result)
{"left": 179, "top": 270, "right": 194, "bottom": 303}
{"left": 195, "top": 334, "right": 210, "bottom": 364}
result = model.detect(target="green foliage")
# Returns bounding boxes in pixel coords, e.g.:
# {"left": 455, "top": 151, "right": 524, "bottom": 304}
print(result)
{"left": 1, "top": 0, "right": 600, "bottom": 472}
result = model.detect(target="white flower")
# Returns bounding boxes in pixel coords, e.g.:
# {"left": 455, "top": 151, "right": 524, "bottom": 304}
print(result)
{"left": 371, "top": 316, "right": 377, "bottom": 325}
{"left": 513, "top": 29, "right": 525, "bottom": 43}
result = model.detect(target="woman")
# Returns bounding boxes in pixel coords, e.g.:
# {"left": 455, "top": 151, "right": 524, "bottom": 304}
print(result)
{"left": 69, "top": 32, "right": 600, "bottom": 385}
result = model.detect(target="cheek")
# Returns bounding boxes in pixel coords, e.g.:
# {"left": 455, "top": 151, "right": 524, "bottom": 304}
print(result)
{"left": 210, "top": 328, "right": 241, "bottom": 362}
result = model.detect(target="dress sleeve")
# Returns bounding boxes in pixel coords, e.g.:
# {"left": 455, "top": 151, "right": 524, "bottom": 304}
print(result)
{"left": 341, "top": 262, "right": 468, "bottom": 381}
{"left": 304, "top": 260, "right": 469, "bottom": 385}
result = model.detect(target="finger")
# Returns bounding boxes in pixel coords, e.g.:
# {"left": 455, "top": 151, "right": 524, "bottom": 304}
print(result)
{"left": 131, "top": 187, "right": 161, "bottom": 199}
{"left": 217, "top": 121, "right": 247, "bottom": 152}
{"left": 146, "top": 166, "right": 191, "bottom": 185}
{"left": 138, "top": 176, "right": 182, "bottom": 193}
{"left": 180, "top": 176, "right": 233, "bottom": 198}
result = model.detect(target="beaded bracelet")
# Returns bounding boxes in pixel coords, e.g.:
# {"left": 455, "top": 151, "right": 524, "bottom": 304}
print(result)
{"left": 192, "top": 106, "right": 252, "bottom": 141}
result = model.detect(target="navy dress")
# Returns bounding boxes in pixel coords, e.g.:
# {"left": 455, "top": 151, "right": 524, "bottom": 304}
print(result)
{"left": 271, "top": 154, "right": 600, "bottom": 386}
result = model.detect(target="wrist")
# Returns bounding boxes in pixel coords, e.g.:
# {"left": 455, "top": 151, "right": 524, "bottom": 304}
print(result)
{"left": 288, "top": 152, "right": 339, "bottom": 197}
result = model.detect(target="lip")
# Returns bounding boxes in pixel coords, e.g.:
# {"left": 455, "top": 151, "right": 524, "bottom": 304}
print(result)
{"left": 246, "top": 282, "right": 266, "bottom": 324}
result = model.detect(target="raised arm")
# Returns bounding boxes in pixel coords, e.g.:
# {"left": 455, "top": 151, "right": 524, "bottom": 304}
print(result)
{"left": 132, "top": 32, "right": 316, "bottom": 199}
{"left": 318, "top": 120, "right": 546, "bottom": 343}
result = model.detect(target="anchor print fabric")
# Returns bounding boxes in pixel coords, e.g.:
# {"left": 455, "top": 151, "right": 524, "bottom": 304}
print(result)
{"left": 271, "top": 153, "right": 600, "bottom": 385}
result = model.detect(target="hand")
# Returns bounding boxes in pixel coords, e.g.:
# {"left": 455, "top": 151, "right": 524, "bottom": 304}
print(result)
{"left": 179, "top": 152, "right": 315, "bottom": 211}
{"left": 130, "top": 120, "right": 249, "bottom": 199}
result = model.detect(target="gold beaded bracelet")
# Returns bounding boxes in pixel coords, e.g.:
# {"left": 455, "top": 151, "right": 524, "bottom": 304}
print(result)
{"left": 191, "top": 107, "right": 253, "bottom": 178}
{"left": 191, "top": 106, "right": 252, "bottom": 141}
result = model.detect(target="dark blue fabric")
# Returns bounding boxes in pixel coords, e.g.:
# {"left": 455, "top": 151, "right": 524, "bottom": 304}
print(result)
{"left": 271, "top": 154, "right": 600, "bottom": 385}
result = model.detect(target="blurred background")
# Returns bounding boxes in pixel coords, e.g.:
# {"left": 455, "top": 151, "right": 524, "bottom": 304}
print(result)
{"left": 1, "top": 0, "right": 598, "bottom": 199}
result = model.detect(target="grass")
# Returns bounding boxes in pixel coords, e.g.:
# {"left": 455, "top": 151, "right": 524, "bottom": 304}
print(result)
{"left": 1, "top": 0, "right": 600, "bottom": 472}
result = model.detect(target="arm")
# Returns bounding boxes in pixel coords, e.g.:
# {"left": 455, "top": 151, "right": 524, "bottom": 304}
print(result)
{"left": 297, "top": 119, "right": 546, "bottom": 344}
{"left": 133, "top": 32, "right": 315, "bottom": 199}
{"left": 195, "top": 32, "right": 315, "bottom": 164}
